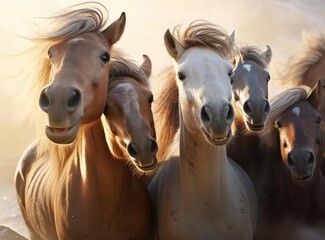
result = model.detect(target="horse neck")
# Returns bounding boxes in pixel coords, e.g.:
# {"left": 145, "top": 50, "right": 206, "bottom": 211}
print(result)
{"left": 178, "top": 111, "right": 230, "bottom": 203}
{"left": 72, "top": 119, "right": 133, "bottom": 196}
{"left": 228, "top": 115, "right": 261, "bottom": 179}
{"left": 277, "top": 157, "right": 325, "bottom": 218}
{"left": 278, "top": 160, "right": 324, "bottom": 207}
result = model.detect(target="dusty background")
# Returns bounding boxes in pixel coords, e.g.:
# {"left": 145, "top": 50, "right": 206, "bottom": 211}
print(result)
{"left": 1, "top": 0, "right": 325, "bottom": 237}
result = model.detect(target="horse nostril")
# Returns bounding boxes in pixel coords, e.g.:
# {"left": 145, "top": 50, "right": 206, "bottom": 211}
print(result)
{"left": 66, "top": 88, "right": 82, "bottom": 112}
{"left": 288, "top": 153, "right": 295, "bottom": 167}
{"left": 307, "top": 152, "right": 315, "bottom": 166}
{"left": 127, "top": 143, "right": 139, "bottom": 158}
{"left": 148, "top": 139, "right": 158, "bottom": 154}
{"left": 39, "top": 89, "right": 51, "bottom": 112}
{"left": 243, "top": 101, "right": 253, "bottom": 115}
{"left": 200, "top": 105, "right": 212, "bottom": 124}
{"left": 225, "top": 103, "right": 234, "bottom": 123}
{"left": 264, "top": 101, "right": 270, "bottom": 115}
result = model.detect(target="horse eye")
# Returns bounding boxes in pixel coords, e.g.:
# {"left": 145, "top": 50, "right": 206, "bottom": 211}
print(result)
{"left": 228, "top": 70, "right": 233, "bottom": 77}
{"left": 100, "top": 52, "right": 110, "bottom": 63}
{"left": 48, "top": 50, "right": 52, "bottom": 59}
{"left": 316, "top": 116, "right": 322, "bottom": 124}
{"left": 266, "top": 74, "right": 271, "bottom": 82}
{"left": 177, "top": 72, "right": 186, "bottom": 81}
{"left": 149, "top": 95, "right": 154, "bottom": 103}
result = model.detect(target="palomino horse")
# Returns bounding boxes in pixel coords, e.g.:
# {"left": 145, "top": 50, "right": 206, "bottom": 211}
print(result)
{"left": 255, "top": 86, "right": 325, "bottom": 239}
{"left": 15, "top": 5, "right": 157, "bottom": 239}
{"left": 149, "top": 21, "right": 257, "bottom": 239}
{"left": 227, "top": 43, "right": 272, "bottom": 183}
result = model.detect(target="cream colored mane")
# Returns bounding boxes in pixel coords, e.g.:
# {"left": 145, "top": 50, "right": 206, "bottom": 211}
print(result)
{"left": 278, "top": 31, "right": 325, "bottom": 86}
{"left": 238, "top": 45, "right": 269, "bottom": 68}
{"left": 260, "top": 86, "right": 311, "bottom": 148}
{"left": 172, "top": 20, "right": 237, "bottom": 60}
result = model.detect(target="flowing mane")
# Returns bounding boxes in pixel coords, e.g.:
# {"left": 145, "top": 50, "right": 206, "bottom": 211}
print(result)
{"left": 153, "top": 66, "right": 179, "bottom": 160}
{"left": 260, "top": 86, "right": 311, "bottom": 149}
{"left": 238, "top": 45, "right": 270, "bottom": 68}
{"left": 278, "top": 31, "right": 325, "bottom": 86}
{"left": 172, "top": 20, "right": 237, "bottom": 59}
{"left": 110, "top": 52, "right": 150, "bottom": 88}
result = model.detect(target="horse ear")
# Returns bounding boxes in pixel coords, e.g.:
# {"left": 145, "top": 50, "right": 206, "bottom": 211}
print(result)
{"left": 101, "top": 12, "right": 126, "bottom": 46}
{"left": 164, "top": 29, "right": 184, "bottom": 60}
{"left": 308, "top": 78, "right": 322, "bottom": 109}
{"left": 140, "top": 54, "right": 152, "bottom": 78}
{"left": 262, "top": 45, "right": 272, "bottom": 65}
{"left": 229, "top": 29, "right": 235, "bottom": 42}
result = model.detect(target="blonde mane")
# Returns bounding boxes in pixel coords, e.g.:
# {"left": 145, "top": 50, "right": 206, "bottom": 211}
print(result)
{"left": 278, "top": 31, "right": 325, "bottom": 86}
{"left": 260, "top": 86, "right": 311, "bottom": 149}
{"left": 173, "top": 20, "right": 238, "bottom": 60}
{"left": 154, "top": 66, "right": 179, "bottom": 160}
{"left": 238, "top": 45, "right": 269, "bottom": 68}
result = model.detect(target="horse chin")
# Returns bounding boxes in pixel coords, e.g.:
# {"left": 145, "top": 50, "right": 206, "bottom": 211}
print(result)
{"left": 45, "top": 118, "right": 82, "bottom": 144}
{"left": 202, "top": 128, "right": 232, "bottom": 146}
{"left": 131, "top": 157, "right": 157, "bottom": 173}
{"left": 245, "top": 120, "right": 264, "bottom": 132}
{"left": 291, "top": 171, "right": 312, "bottom": 181}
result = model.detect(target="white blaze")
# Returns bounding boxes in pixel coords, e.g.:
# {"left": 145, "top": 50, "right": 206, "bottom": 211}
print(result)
{"left": 242, "top": 64, "right": 252, "bottom": 73}
{"left": 292, "top": 107, "right": 300, "bottom": 118}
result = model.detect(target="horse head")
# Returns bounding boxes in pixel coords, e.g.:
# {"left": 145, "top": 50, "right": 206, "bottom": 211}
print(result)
{"left": 39, "top": 13, "right": 126, "bottom": 144}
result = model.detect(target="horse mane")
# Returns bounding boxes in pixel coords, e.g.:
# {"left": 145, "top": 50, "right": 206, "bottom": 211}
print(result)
{"left": 238, "top": 45, "right": 269, "bottom": 69}
{"left": 109, "top": 50, "right": 150, "bottom": 88}
{"left": 154, "top": 66, "right": 180, "bottom": 160}
{"left": 21, "top": 3, "right": 110, "bottom": 170}
{"left": 172, "top": 20, "right": 237, "bottom": 60}
{"left": 278, "top": 30, "right": 325, "bottom": 87}
{"left": 260, "top": 86, "right": 312, "bottom": 149}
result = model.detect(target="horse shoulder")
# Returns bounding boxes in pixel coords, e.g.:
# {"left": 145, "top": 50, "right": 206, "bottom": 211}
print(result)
{"left": 15, "top": 140, "right": 39, "bottom": 208}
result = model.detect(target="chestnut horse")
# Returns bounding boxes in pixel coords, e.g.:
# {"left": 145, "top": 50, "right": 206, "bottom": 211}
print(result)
{"left": 227, "top": 43, "right": 272, "bottom": 183}
{"left": 15, "top": 4, "right": 157, "bottom": 239}
{"left": 255, "top": 86, "right": 325, "bottom": 239}
{"left": 149, "top": 21, "right": 257, "bottom": 239}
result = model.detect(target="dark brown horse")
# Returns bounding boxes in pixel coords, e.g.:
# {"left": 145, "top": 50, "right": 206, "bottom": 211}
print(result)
{"left": 15, "top": 4, "right": 157, "bottom": 239}
{"left": 227, "top": 44, "right": 272, "bottom": 182}
{"left": 255, "top": 86, "right": 325, "bottom": 239}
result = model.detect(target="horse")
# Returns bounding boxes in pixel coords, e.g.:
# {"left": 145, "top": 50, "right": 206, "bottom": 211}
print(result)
{"left": 149, "top": 21, "right": 257, "bottom": 239}
{"left": 254, "top": 86, "right": 325, "bottom": 239}
{"left": 277, "top": 31, "right": 325, "bottom": 176}
{"left": 227, "top": 43, "right": 272, "bottom": 183}
{"left": 15, "top": 4, "right": 157, "bottom": 239}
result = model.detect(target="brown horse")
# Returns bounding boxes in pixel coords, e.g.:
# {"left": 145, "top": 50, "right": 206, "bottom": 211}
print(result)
{"left": 255, "top": 86, "right": 325, "bottom": 239}
{"left": 278, "top": 31, "right": 325, "bottom": 177}
{"left": 15, "top": 4, "right": 156, "bottom": 240}
{"left": 227, "top": 44, "right": 272, "bottom": 182}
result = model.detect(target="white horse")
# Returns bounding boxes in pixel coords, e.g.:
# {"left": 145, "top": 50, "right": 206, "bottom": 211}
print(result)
{"left": 149, "top": 21, "right": 257, "bottom": 240}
